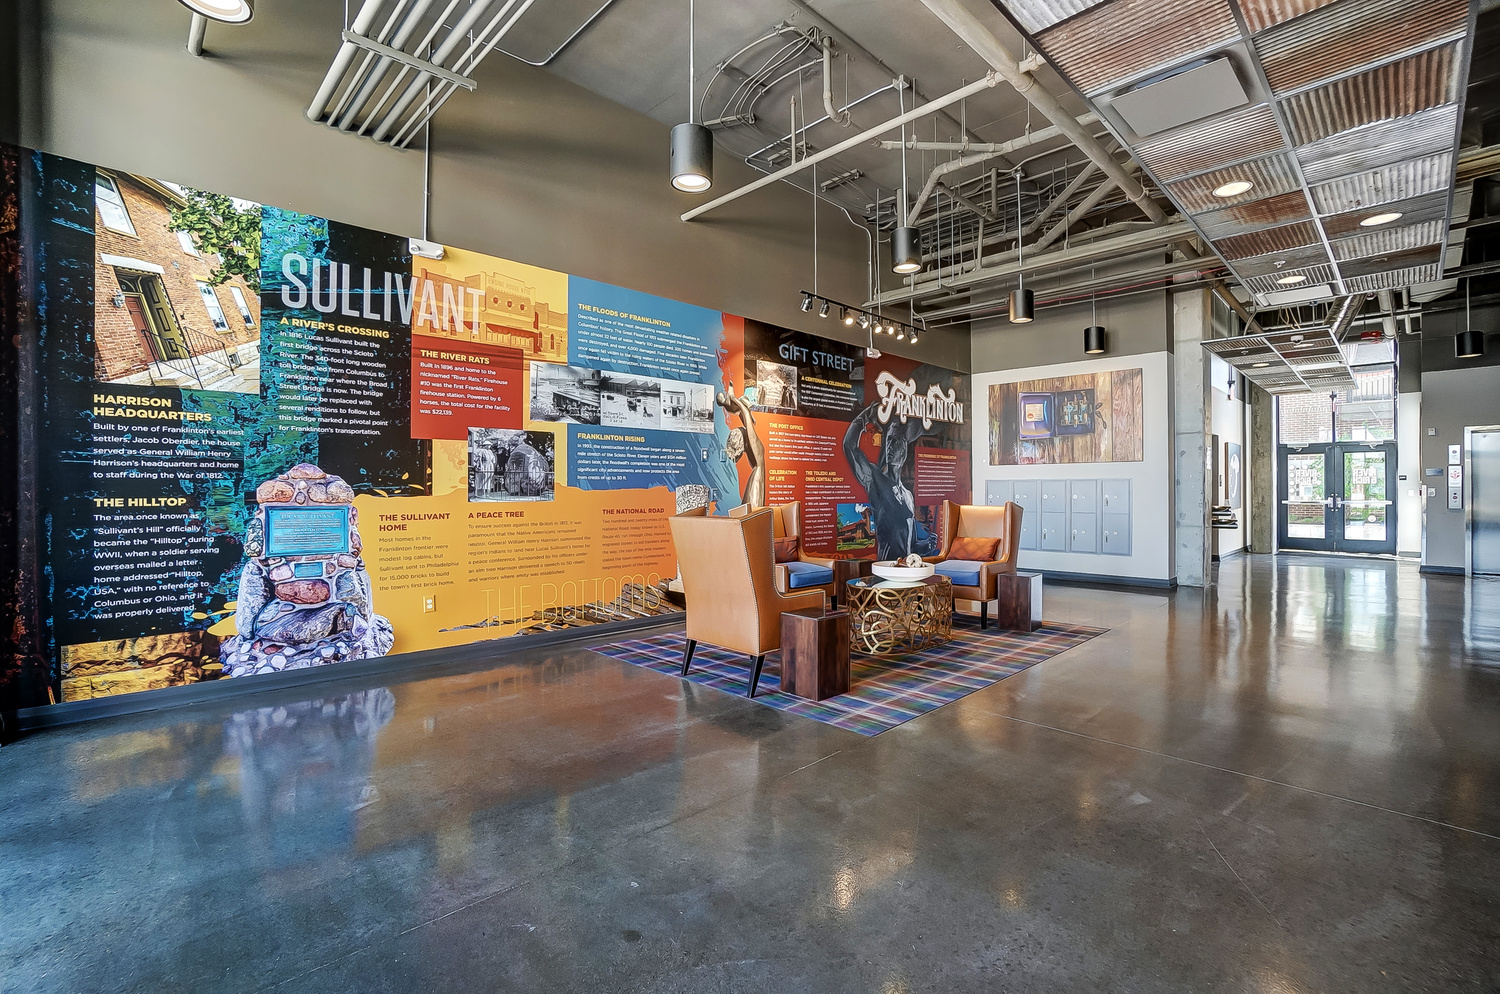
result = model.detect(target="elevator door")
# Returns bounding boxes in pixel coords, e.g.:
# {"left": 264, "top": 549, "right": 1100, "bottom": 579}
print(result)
{"left": 1473, "top": 428, "right": 1500, "bottom": 576}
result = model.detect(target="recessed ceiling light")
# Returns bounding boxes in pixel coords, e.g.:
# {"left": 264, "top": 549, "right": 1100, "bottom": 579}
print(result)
{"left": 1252, "top": 362, "right": 1271, "bottom": 368}
{"left": 1212, "top": 180, "right": 1254, "bottom": 198}
{"left": 1360, "top": 211, "right": 1403, "bottom": 227}
{"left": 1276, "top": 273, "right": 1307, "bottom": 284}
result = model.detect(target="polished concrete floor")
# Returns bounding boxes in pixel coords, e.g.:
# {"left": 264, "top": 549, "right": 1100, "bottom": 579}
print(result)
{"left": 4, "top": 554, "right": 1500, "bottom": 993}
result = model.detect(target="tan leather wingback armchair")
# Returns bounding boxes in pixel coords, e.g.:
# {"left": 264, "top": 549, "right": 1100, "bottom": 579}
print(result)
{"left": 667, "top": 507, "right": 826, "bottom": 697}
{"left": 924, "top": 500, "right": 1023, "bottom": 629}
{"left": 728, "top": 501, "right": 841, "bottom": 603}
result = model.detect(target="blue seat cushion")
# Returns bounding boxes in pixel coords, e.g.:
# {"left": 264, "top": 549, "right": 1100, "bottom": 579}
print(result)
{"left": 934, "top": 560, "right": 983, "bottom": 586}
{"left": 783, "top": 561, "right": 834, "bottom": 589}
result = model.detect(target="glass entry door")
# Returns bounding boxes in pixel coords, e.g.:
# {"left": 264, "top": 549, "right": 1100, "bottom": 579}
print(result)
{"left": 1278, "top": 443, "right": 1396, "bottom": 554}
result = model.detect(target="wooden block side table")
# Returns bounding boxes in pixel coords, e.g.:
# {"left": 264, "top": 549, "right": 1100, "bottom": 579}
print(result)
{"left": 779, "top": 608, "right": 850, "bottom": 701}
{"left": 830, "top": 558, "right": 874, "bottom": 608}
{"left": 994, "top": 571, "right": 1043, "bottom": 632}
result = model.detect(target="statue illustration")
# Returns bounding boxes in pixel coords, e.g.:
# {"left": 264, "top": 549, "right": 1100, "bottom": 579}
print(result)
{"left": 716, "top": 386, "right": 766, "bottom": 509}
{"left": 221, "top": 463, "right": 394, "bottom": 677}
{"left": 843, "top": 401, "right": 939, "bottom": 561}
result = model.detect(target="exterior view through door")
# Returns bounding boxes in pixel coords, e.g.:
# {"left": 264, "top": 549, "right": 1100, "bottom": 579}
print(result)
{"left": 1276, "top": 367, "right": 1397, "bottom": 556}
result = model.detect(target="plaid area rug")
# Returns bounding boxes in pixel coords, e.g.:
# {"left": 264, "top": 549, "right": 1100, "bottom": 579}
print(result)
{"left": 592, "top": 617, "right": 1107, "bottom": 736}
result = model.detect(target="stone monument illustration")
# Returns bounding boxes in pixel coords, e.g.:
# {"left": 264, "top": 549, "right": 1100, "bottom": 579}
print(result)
{"left": 221, "top": 463, "right": 394, "bottom": 677}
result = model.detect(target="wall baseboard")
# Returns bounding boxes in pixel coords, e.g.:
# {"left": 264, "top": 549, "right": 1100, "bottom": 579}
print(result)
{"left": 1419, "top": 565, "right": 1466, "bottom": 576}
{"left": 7, "top": 613, "right": 684, "bottom": 734}
{"left": 1037, "top": 570, "right": 1176, "bottom": 590}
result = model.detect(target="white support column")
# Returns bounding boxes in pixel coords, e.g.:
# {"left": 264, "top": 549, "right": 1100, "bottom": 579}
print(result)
{"left": 1173, "top": 289, "right": 1211, "bottom": 587}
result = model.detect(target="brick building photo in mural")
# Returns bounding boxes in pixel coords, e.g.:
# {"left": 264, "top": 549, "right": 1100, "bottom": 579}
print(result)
{"left": 93, "top": 170, "right": 261, "bottom": 394}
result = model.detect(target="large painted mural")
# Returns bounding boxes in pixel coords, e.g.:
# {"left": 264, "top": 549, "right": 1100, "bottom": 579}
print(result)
{"left": 0, "top": 146, "right": 970, "bottom": 710}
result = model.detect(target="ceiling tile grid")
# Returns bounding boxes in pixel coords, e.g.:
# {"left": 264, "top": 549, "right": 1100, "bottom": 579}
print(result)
{"left": 996, "top": 0, "right": 1474, "bottom": 310}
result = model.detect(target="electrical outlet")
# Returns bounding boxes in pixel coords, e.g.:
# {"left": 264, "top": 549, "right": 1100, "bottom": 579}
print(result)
{"left": 423, "top": 595, "right": 436, "bottom": 613}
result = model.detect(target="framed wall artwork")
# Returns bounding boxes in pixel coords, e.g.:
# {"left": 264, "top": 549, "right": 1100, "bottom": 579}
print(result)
{"left": 988, "top": 367, "right": 1144, "bottom": 465}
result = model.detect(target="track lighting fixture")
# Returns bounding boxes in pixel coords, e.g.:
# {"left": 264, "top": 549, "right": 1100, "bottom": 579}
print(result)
{"left": 792, "top": 293, "right": 922, "bottom": 348}
{"left": 176, "top": 0, "right": 253, "bottom": 22}
{"left": 669, "top": 0, "right": 713, "bottom": 193}
{"left": 1008, "top": 171, "right": 1033, "bottom": 324}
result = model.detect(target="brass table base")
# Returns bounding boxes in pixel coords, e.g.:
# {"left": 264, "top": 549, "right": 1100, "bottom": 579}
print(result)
{"left": 845, "top": 576, "right": 953, "bottom": 656}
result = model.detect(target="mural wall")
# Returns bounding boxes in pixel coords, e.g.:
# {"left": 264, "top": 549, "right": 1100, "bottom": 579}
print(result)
{"left": 988, "top": 368, "right": 1143, "bottom": 466}
{"left": 0, "top": 146, "right": 969, "bottom": 710}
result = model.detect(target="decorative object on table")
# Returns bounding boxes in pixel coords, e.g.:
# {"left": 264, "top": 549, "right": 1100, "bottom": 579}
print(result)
{"left": 845, "top": 574, "right": 953, "bottom": 655}
{"left": 779, "top": 608, "right": 850, "bottom": 701}
{"left": 925, "top": 499, "right": 1023, "bottom": 630}
{"left": 667, "top": 506, "right": 825, "bottom": 697}
{"left": 594, "top": 620, "right": 1108, "bottom": 736}
{"left": 870, "top": 559, "right": 937, "bottom": 582}
{"left": 994, "top": 571, "right": 1043, "bottom": 632}
{"left": 221, "top": 464, "right": 393, "bottom": 678}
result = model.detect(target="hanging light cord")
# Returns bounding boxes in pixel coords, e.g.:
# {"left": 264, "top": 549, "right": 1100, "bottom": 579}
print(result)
{"left": 688, "top": 0, "right": 695, "bottom": 126}
{"left": 1015, "top": 169, "right": 1025, "bottom": 293}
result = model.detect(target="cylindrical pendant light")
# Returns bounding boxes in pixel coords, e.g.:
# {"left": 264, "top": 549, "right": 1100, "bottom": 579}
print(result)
{"left": 669, "top": 0, "right": 712, "bottom": 193}
{"left": 893, "top": 226, "right": 922, "bottom": 274}
{"left": 1458, "top": 278, "right": 1486, "bottom": 358}
{"left": 1008, "top": 170, "right": 1033, "bottom": 323}
{"left": 176, "top": 0, "right": 253, "bottom": 22}
{"left": 891, "top": 86, "right": 923, "bottom": 275}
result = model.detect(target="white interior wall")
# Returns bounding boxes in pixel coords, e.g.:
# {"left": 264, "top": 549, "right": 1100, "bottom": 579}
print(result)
{"left": 971, "top": 351, "right": 1173, "bottom": 583}
{"left": 1208, "top": 354, "right": 1249, "bottom": 557}
{"left": 1396, "top": 390, "right": 1423, "bottom": 557}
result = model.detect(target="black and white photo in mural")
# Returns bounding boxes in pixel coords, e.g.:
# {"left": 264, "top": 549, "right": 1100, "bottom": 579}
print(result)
{"left": 600, "top": 373, "right": 661, "bottom": 430}
{"left": 468, "top": 428, "right": 556, "bottom": 501}
{"left": 529, "top": 362, "right": 601, "bottom": 425}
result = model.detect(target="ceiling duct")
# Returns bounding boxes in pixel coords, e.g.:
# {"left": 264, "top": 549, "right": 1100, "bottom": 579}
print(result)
{"left": 307, "top": 0, "right": 542, "bottom": 148}
{"left": 990, "top": 0, "right": 1477, "bottom": 307}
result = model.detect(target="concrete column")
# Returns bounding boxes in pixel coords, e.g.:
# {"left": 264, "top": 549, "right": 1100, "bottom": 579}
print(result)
{"left": 1249, "top": 383, "right": 1275, "bottom": 553}
{"left": 1172, "top": 290, "right": 1211, "bottom": 586}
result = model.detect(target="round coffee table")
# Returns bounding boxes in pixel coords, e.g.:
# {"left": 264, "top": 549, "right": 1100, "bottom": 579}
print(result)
{"left": 844, "top": 574, "right": 952, "bottom": 656}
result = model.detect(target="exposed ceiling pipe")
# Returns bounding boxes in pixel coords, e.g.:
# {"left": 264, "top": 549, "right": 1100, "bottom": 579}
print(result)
{"left": 781, "top": 0, "right": 1007, "bottom": 169}
{"left": 1031, "top": 168, "right": 1136, "bottom": 253}
{"left": 820, "top": 37, "right": 852, "bottom": 127}
{"left": 915, "top": 0, "right": 1255, "bottom": 327}
{"left": 1376, "top": 289, "right": 1399, "bottom": 338}
{"left": 333, "top": 0, "right": 441, "bottom": 132}
{"left": 915, "top": 256, "right": 1227, "bottom": 322}
{"left": 498, "top": 0, "right": 620, "bottom": 66}
{"left": 933, "top": 182, "right": 997, "bottom": 223}
{"left": 901, "top": 114, "right": 1096, "bottom": 224}
{"left": 1328, "top": 293, "right": 1372, "bottom": 342}
{"left": 868, "top": 219, "right": 1196, "bottom": 307}
{"left": 681, "top": 72, "right": 1003, "bottom": 222}
{"left": 746, "top": 83, "right": 897, "bottom": 163}
{"left": 388, "top": 0, "right": 540, "bottom": 146}
{"left": 306, "top": 0, "right": 389, "bottom": 121}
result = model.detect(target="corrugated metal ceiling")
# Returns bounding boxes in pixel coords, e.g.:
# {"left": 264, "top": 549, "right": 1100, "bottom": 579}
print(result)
{"left": 995, "top": 0, "right": 1474, "bottom": 307}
